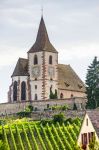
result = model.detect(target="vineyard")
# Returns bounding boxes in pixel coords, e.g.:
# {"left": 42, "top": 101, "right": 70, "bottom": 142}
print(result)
{"left": 0, "top": 120, "right": 81, "bottom": 150}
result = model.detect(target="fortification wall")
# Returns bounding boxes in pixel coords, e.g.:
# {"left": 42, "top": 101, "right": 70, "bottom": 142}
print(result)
{"left": 0, "top": 97, "right": 86, "bottom": 115}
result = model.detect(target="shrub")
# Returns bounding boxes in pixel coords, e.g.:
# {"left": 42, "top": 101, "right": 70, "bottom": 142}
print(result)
{"left": 73, "top": 117, "right": 81, "bottom": 126}
{"left": 64, "top": 118, "right": 73, "bottom": 125}
{"left": 61, "top": 105, "right": 68, "bottom": 111}
{"left": 40, "top": 119, "right": 52, "bottom": 126}
{"left": 17, "top": 111, "right": 31, "bottom": 118}
{"left": 28, "top": 105, "right": 34, "bottom": 112}
{"left": 53, "top": 113, "right": 65, "bottom": 124}
{"left": 0, "top": 120, "right": 6, "bottom": 126}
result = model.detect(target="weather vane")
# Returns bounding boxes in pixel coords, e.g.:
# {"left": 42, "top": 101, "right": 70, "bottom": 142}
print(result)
{"left": 41, "top": 6, "right": 43, "bottom": 17}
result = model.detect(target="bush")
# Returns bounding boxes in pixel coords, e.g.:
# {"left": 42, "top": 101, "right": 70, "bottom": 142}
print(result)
{"left": 64, "top": 118, "right": 73, "bottom": 125}
{"left": 53, "top": 113, "right": 65, "bottom": 124}
{"left": 40, "top": 119, "right": 52, "bottom": 126}
{"left": 73, "top": 117, "right": 81, "bottom": 126}
{"left": 0, "top": 120, "right": 6, "bottom": 126}
{"left": 51, "top": 105, "right": 69, "bottom": 111}
{"left": 61, "top": 105, "right": 69, "bottom": 111}
{"left": 17, "top": 111, "right": 31, "bottom": 118}
{"left": 28, "top": 105, "right": 34, "bottom": 112}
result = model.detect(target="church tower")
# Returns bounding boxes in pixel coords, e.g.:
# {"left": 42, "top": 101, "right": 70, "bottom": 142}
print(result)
{"left": 28, "top": 17, "right": 58, "bottom": 100}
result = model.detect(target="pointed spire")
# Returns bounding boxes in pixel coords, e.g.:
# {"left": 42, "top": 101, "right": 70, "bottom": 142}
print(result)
{"left": 28, "top": 16, "right": 58, "bottom": 53}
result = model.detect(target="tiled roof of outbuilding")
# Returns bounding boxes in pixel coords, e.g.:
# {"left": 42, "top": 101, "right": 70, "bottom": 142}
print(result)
{"left": 28, "top": 17, "right": 58, "bottom": 53}
{"left": 87, "top": 110, "right": 99, "bottom": 138}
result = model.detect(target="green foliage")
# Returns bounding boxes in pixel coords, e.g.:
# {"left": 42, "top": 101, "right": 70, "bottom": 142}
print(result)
{"left": 0, "top": 119, "right": 7, "bottom": 126}
{"left": 34, "top": 125, "right": 46, "bottom": 150}
{"left": 17, "top": 105, "right": 34, "bottom": 118}
{"left": 86, "top": 56, "right": 99, "bottom": 109}
{"left": 0, "top": 140, "right": 7, "bottom": 150}
{"left": 27, "top": 123, "right": 39, "bottom": 150}
{"left": 64, "top": 118, "right": 73, "bottom": 125}
{"left": 53, "top": 113, "right": 65, "bottom": 124}
{"left": 0, "top": 118, "right": 81, "bottom": 150}
{"left": 27, "top": 105, "right": 34, "bottom": 112}
{"left": 15, "top": 124, "right": 24, "bottom": 150}
{"left": 89, "top": 134, "right": 99, "bottom": 150}
{"left": 51, "top": 104, "right": 69, "bottom": 111}
{"left": 9, "top": 125, "right": 17, "bottom": 150}
{"left": 40, "top": 119, "right": 52, "bottom": 126}
{"left": 2, "top": 126, "right": 10, "bottom": 150}
{"left": 49, "top": 89, "right": 58, "bottom": 99}
{"left": 22, "top": 124, "right": 32, "bottom": 150}
{"left": 40, "top": 124, "right": 53, "bottom": 150}
{"left": 17, "top": 111, "right": 31, "bottom": 118}
{"left": 46, "top": 123, "right": 59, "bottom": 150}
{"left": 52, "top": 123, "right": 65, "bottom": 149}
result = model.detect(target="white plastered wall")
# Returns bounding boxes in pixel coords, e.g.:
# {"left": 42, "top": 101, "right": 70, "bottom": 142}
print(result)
{"left": 28, "top": 52, "right": 43, "bottom": 100}
{"left": 77, "top": 113, "right": 99, "bottom": 149}
{"left": 44, "top": 52, "right": 58, "bottom": 99}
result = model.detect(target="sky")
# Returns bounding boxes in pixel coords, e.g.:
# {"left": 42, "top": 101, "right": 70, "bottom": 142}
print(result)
{"left": 0, "top": 0, "right": 99, "bottom": 103}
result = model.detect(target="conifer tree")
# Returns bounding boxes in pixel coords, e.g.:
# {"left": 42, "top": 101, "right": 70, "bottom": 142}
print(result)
{"left": 86, "top": 56, "right": 99, "bottom": 109}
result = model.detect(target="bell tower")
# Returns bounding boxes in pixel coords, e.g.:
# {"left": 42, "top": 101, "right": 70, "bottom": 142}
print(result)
{"left": 28, "top": 17, "right": 58, "bottom": 100}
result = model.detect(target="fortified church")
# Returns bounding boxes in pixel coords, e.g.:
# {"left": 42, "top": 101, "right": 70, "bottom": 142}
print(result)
{"left": 8, "top": 16, "right": 86, "bottom": 105}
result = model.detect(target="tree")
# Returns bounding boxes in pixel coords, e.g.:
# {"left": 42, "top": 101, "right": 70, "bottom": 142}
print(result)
{"left": 49, "top": 88, "right": 58, "bottom": 99}
{"left": 86, "top": 56, "right": 99, "bottom": 109}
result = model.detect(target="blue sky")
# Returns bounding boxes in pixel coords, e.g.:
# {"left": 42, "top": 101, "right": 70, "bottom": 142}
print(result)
{"left": 0, "top": 0, "right": 99, "bottom": 103}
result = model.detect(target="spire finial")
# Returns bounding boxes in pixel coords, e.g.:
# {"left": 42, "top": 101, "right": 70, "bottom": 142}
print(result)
{"left": 41, "top": 6, "right": 43, "bottom": 17}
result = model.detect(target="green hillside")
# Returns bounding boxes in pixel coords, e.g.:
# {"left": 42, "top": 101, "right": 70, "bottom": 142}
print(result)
{"left": 0, "top": 119, "right": 81, "bottom": 150}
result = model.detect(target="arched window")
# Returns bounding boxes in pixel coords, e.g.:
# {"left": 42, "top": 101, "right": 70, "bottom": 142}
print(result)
{"left": 21, "top": 81, "right": 26, "bottom": 101}
{"left": 60, "top": 93, "right": 63, "bottom": 99}
{"left": 34, "top": 55, "right": 38, "bottom": 65}
{"left": 13, "top": 81, "right": 17, "bottom": 101}
{"left": 35, "top": 94, "right": 38, "bottom": 100}
{"left": 49, "top": 55, "right": 52, "bottom": 64}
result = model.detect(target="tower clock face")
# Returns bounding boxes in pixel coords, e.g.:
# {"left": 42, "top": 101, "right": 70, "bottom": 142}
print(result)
{"left": 48, "top": 67, "right": 55, "bottom": 77}
{"left": 32, "top": 66, "right": 40, "bottom": 77}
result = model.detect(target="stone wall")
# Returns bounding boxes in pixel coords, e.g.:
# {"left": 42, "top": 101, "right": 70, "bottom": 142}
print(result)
{"left": 0, "top": 97, "right": 86, "bottom": 115}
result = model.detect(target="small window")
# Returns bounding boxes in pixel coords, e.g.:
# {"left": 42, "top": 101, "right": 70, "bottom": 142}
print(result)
{"left": 34, "top": 55, "right": 38, "bottom": 65}
{"left": 49, "top": 55, "right": 52, "bottom": 64}
{"left": 88, "top": 132, "right": 94, "bottom": 143}
{"left": 78, "top": 84, "right": 82, "bottom": 89}
{"left": 86, "top": 118, "right": 88, "bottom": 126}
{"left": 71, "top": 94, "right": 73, "bottom": 98}
{"left": 64, "top": 82, "right": 70, "bottom": 87}
{"left": 35, "top": 85, "right": 37, "bottom": 89}
{"left": 60, "top": 93, "right": 63, "bottom": 99}
{"left": 35, "top": 94, "right": 38, "bottom": 100}
{"left": 82, "top": 133, "right": 87, "bottom": 145}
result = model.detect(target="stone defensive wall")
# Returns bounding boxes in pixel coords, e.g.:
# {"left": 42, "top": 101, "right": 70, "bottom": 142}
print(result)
{"left": 0, "top": 97, "right": 86, "bottom": 115}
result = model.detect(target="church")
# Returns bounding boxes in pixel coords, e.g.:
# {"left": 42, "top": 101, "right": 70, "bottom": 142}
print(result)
{"left": 8, "top": 16, "right": 86, "bottom": 103}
